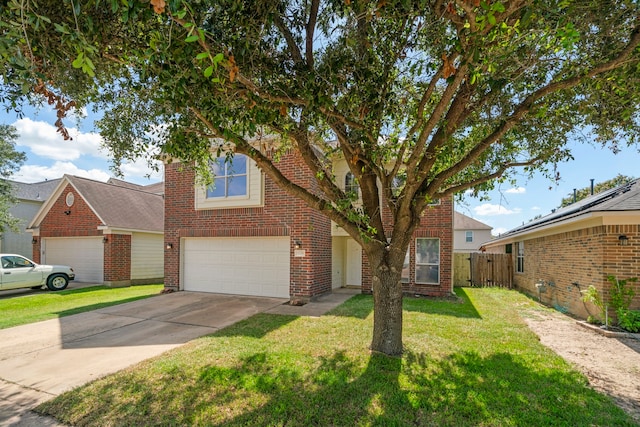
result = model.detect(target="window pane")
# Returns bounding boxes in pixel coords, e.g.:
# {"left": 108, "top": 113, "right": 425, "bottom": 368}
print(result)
{"left": 465, "top": 231, "right": 473, "bottom": 242}
{"left": 207, "top": 177, "right": 226, "bottom": 198}
{"left": 416, "top": 239, "right": 439, "bottom": 264}
{"left": 401, "top": 249, "right": 410, "bottom": 283}
{"left": 210, "top": 158, "right": 224, "bottom": 176}
{"left": 416, "top": 265, "right": 439, "bottom": 284}
{"left": 206, "top": 154, "right": 249, "bottom": 198}
{"left": 227, "top": 175, "right": 247, "bottom": 197}
{"left": 228, "top": 155, "right": 247, "bottom": 175}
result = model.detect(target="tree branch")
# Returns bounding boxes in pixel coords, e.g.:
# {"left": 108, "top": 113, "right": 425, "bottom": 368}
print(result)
{"left": 306, "top": 0, "right": 319, "bottom": 67}
{"left": 188, "top": 106, "right": 367, "bottom": 240}
{"left": 432, "top": 23, "right": 640, "bottom": 190}
{"left": 273, "top": 13, "right": 304, "bottom": 65}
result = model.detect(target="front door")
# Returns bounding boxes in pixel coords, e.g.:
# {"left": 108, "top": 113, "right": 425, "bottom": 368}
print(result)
{"left": 345, "top": 239, "right": 362, "bottom": 287}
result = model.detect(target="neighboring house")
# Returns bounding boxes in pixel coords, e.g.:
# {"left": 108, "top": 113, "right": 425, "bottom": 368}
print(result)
{"left": 163, "top": 150, "right": 454, "bottom": 300}
{"left": 453, "top": 212, "right": 493, "bottom": 252}
{"left": 0, "top": 179, "right": 61, "bottom": 257}
{"left": 27, "top": 175, "right": 164, "bottom": 286}
{"left": 482, "top": 179, "right": 640, "bottom": 319}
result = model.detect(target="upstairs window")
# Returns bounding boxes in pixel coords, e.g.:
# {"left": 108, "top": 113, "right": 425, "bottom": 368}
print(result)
{"left": 345, "top": 172, "right": 359, "bottom": 196}
{"left": 207, "top": 154, "right": 248, "bottom": 198}
{"left": 465, "top": 231, "right": 473, "bottom": 243}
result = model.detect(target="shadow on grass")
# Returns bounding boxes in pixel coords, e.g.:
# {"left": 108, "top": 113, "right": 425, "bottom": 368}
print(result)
{"left": 403, "top": 287, "right": 481, "bottom": 319}
{"left": 328, "top": 294, "right": 374, "bottom": 319}
{"left": 40, "top": 348, "right": 634, "bottom": 426}
{"left": 189, "top": 350, "right": 633, "bottom": 426}
{"left": 329, "top": 288, "right": 481, "bottom": 320}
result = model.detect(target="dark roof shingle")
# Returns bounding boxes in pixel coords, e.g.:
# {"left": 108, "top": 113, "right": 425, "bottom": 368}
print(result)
{"left": 68, "top": 176, "right": 163, "bottom": 232}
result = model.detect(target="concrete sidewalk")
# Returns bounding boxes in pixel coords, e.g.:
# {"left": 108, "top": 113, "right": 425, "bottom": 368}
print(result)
{"left": 0, "top": 288, "right": 358, "bottom": 426}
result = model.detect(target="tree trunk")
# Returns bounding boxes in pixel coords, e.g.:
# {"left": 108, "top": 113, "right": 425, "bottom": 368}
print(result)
{"left": 368, "top": 248, "right": 404, "bottom": 356}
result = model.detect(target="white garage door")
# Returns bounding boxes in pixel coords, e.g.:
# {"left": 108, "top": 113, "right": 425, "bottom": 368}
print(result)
{"left": 42, "top": 237, "right": 104, "bottom": 283}
{"left": 183, "top": 237, "right": 290, "bottom": 298}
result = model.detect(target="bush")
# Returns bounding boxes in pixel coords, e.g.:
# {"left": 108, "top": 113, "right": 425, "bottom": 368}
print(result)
{"left": 582, "top": 285, "right": 606, "bottom": 323}
{"left": 608, "top": 275, "right": 637, "bottom": 314}
{"left": 617, "top": 309, "right": 640, "bottom": 333}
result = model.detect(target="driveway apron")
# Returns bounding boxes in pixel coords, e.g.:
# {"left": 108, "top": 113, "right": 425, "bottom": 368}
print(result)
{"left": 0, "top": 292, "right": 287, "bottom": 426}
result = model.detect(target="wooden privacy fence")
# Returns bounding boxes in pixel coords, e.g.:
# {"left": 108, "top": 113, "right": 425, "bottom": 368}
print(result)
{"left": 454, "top": 252, "right": 513, "bottom": 288}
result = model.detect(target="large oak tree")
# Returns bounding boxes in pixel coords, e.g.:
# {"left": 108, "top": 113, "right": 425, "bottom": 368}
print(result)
{"left": 1, "top": 0, "right": 639, "bottom": 355}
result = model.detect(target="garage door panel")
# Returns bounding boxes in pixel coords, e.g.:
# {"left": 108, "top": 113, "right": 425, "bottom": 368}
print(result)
{"left": 183, "top": 237, "right": 290, "bottom": 298}
{"left": 43, "top": 238, "right": 104, "bottom": 283}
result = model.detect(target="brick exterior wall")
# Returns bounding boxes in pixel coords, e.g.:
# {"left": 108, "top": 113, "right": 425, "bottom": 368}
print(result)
{"left": 360, "top": 199, "right": 454, "bottom": 297}
{"left": 165, "top": 152, "right": 454, "bottom": 299}
{"left": 32, "top": 183, "right": 132, "bottom": 285}
{"left": 103, "top": 233, "right": 132, "bottom": 286}
{"left": 164, "top": 151, "right": 333, "bottom": 298}
{"left": 491, "top": 224, "right": 640, "bottom": 319}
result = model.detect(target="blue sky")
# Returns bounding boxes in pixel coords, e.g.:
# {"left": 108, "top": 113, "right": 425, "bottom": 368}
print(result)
{"left": 3, "top": 105, "right": 639, "bottom": 237}
{"left": 2, "top": 105, "right": 163, "bottom": 186}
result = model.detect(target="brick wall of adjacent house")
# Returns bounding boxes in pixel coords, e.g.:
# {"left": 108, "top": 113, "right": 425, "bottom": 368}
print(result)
{"left": 32, "top": 183, "right": 131, "bottom": 285}
{"left": 497, "top": 224, "right": 640, "bottom": 320}
{"left": 163, "top": 151, "right": 333, "bottom": 298}
{"left": 361, "top": 198, "right": 454, "bottom": 297}
{"left": 103, "top": 233, "right": 131, "bottom": 286}
{"left": 32, "top": 185, "right": 103, "bottom": 263}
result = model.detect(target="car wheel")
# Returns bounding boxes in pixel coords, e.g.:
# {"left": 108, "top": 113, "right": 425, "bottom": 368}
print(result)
{"left": 46, "top": 274, "right": 69, "bottom": 291}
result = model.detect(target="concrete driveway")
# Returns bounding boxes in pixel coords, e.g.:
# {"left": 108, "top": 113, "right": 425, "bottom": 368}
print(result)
{"left": 0, "top": 291, "right": 288, "bottom": 426}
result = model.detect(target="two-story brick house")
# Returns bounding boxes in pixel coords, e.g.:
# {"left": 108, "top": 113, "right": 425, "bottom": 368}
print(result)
{"left": 163, "top": 149, "right": 453, "bottom": 301}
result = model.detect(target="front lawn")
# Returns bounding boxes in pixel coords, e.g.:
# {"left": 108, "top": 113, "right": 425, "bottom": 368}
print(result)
{"left": 0, "top": 284, "right": 164, "bottom": 329}
{"left": 37, "top": 288, "right": 636, "bottom": 426}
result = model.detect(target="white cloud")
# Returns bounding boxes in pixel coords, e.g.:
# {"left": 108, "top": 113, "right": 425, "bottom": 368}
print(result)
{"left": 13, "top": 162, "right": 111, "bottom": 183}
{"left": 505, "top": 187, "right": 526, "bottom": 194}
{"left": 473, "top": 203, "right": 522, "bottom": 216}
{"left": 13, "top": 118, "right": 107, "bottom": 161}
{"left": 492, "top": 227, "right": 509, "bottom": 236}
{"left": 119, "top": 158, "right": 164, "bottom": 183}
{"left": 531, "top": 206, "right": 541, "bottom": 211}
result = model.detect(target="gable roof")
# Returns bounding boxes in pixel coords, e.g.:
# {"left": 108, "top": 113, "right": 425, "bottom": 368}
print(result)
{"left": 9, "top": 179, "right": 62, "bottom": 202}
{"left": 29, "top": 175, "right": 164, "bottom": 233}
{"left": 485, "top": 178, "right": 640, "bottom": 245}
{"left": 454, "top": 212, "right": 492, "bottom": 230}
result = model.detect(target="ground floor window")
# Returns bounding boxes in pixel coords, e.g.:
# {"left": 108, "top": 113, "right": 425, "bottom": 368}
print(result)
{"left": 401, "top": 248, "right": 410, "bottom": 283}
{"left": 416, "top": 238, "right": 439, "bottom": 284}
{"left": 516, "top": 241, "right": 524, "bottom": 273}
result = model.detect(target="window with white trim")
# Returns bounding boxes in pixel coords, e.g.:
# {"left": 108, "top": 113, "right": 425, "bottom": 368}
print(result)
{"left": 516, "top": 241, "right": 524, "bottom": 273}
{"left": 401, "top": 248, "right": 410, "bottom": 283}
{"left": 415, "top": 238, "right": 440, "bottom": 284}
{"left": 195, "top": 154, "right": 263, "bottom": 210}
{"left": 207, "top": 154, "right": 248, "bottom": 198}
{"left": 345, "top": 172, "right": 359, "bottom": 196}
{"left": 465, "top": 231, "right": 473, "bottom": 243}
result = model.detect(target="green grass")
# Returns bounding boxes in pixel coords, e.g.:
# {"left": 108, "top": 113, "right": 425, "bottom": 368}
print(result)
{"left": 0, "top": 284, "right": 164, "bottom": 329}
{"left": 37, "top": 288, "right": 637, "bottom": 426}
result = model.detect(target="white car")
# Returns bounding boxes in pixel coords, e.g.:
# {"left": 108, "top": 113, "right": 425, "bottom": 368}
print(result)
{"left": 0, "top": 254, "right": 75, "bottom": 291}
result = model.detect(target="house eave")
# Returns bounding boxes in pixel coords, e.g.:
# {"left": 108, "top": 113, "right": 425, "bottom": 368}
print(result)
{"left": 97, "top": 226, "right": 164, "bottom": 235}
{"left": 482, "top": 211, "right": 633, "bottom": 248}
